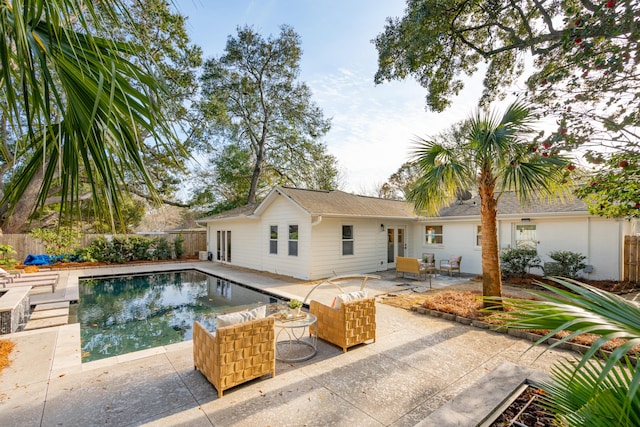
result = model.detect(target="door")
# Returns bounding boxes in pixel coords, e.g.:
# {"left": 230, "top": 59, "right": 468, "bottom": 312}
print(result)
{"left": 387, "top": 226, "right": 407, "bottom": 268}
{"left": 216, "top": 230, "right": 232, "bottom": 262}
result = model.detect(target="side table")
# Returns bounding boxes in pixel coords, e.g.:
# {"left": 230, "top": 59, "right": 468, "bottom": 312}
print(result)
{"left": 273, "top": 312, "right": 317, "bottom": 362}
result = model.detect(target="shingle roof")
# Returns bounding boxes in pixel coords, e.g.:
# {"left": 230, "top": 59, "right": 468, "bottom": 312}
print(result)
{"left": 198, "top": 187, "right": 417, "bottom": 222}
{"left": 276, "top": 187, "right": 417, "bottom": 218}
{"left": 437, "top": 192, "right": 588, "bottom": 217}
{"left": 197, "top": 203, "right": 259, "bottom": 222}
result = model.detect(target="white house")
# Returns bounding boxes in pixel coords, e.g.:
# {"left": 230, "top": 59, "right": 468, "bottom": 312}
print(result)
{"left": 197, "top": 187, "right": 420, "bottom": 280}
{"left": 419, "top": 192, "right": 633, "bottom": 281}
{"left": 198, "top": 186, "right": 631, "bottom": 281}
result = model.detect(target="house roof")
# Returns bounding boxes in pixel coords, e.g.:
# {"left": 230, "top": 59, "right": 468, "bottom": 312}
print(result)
{"left": 197, "top": 203, "right": 259, "bottom": 222}
{"left": 271, "top": 187, "right": 417, "bottom": 219}
{"left": 436, "top": 192, "right": 588, "bottom": 218}
{"left": 197, "top": 187, "right": 417, "bottom": 222}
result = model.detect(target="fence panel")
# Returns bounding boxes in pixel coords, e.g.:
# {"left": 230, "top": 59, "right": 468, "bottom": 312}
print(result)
{"left": 623, "top": 235, "right": 640, "bottom": 283}
{"left": 0, "top": 231, "right": 206, "bottom": 263}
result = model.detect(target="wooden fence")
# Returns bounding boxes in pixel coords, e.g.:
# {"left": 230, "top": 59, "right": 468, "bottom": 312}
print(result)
{"left": 623, "top": 235, "right": 640, "bottom": 283}
{"left": 0, "top": 231, "right": 207, "bottom": 263}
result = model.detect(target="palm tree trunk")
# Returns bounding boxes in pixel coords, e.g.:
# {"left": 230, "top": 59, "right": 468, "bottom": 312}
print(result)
{"left": 478, "top": 168, "right": 502, "bottom": 301}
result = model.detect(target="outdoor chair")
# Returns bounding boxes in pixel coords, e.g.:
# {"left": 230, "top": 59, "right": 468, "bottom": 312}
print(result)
{"left": 310, "top": 297, "right": 376, "bottom": 352}
{"left": 303, "top": 274, "right": 379, "bottom": 353}
{"left": 439, "top": 256, "right": 462, "bottom": 276}
{"left": 193, "top": 316, "right": 275, "bottom": 398}
{"left": 421, "top": 253, "right": 436, "bottom": 268}
{"left": 0, "top": 271, "right": 58, "bottom": 293}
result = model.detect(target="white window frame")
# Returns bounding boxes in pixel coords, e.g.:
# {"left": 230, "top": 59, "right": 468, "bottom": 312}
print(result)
{"left": 475, "top": 225, "right": 482, "bottom": 248}
{"left": 515, "top": 224, "right": 537, "bottom": 250}
{"left": 342, "top": 225, "right": 354, "bottom": 256}
{"left": 288, "top": 224, "right": 299, "bottom": 256}
{"left": 425, "top": 225, "right": 444, "bottom": 245}
{"left": 269, "top": 225, "right": 278, "bottom": 255}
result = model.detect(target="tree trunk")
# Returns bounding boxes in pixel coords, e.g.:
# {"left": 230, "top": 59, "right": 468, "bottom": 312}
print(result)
{"left": 478, "top": 167, "right": 502, "bottom": 303}
{"left": 2, "top": 166, "right": 45, "bottom": 233}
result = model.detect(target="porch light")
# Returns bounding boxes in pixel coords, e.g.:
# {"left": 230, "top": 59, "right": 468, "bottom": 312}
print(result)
{"left": 380, "top": 224, "right": 385, "bottom": 232}
{"left": 521, "top": 218, "right": 531, "bottom": 222}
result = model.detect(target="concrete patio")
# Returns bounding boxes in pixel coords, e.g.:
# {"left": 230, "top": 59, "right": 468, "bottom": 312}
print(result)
{"left": 0, "top": 262, "right": 577, "bottom": 426}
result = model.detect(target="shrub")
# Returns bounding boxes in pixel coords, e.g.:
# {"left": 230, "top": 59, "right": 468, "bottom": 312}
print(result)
{"left": 544, "top": 250, "right": 587, "bottom": 279}
{"left": 500, "top": 248, "right": 541, "bottom": 278}
{"left": 29, "top": 227, "right": 82, "bottom": 256}
{"left": 174, "top": 234, "right": 184, "bottom": 259}
{"left": 0, "top": 244, "right": 18, "bottom": 267}
{"left": 151, "top": 238, "right": 171, "bottom": 260}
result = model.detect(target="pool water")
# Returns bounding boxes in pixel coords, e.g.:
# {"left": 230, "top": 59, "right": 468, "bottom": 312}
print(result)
{"left": 78, "top": 270, "right": 284, "bottom": 362}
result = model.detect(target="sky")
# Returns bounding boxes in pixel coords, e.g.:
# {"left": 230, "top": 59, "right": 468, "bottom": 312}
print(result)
{"left": 173, "top": 0, "right": 487, "bottom": 195}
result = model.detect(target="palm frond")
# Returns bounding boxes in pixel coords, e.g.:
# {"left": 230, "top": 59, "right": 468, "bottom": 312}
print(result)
{"left": 486, "top": 278, "right": 640, "bottom": 426}
{"left": 408, "top": 137, "right": 472, "bottom": 214}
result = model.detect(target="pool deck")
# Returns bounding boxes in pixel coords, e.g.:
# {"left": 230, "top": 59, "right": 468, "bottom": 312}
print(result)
{"left": 1, "top": 261, "right": 580, "bottom": 426}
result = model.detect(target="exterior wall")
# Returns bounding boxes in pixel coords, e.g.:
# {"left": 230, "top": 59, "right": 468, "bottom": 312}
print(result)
{"left": 308, "top": 218, "right": 402, "bottom": 279}
{"left": 206, "top": 219, "right": 261, "bottom": 272}
{"left": 420, "top": 215, "right": 624, "bottom": 280}
{"left": 259, "top": 196, "right": 311, "bottom": 279}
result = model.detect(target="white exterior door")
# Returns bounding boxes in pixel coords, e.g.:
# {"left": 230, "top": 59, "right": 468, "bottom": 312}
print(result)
{"left": 387, "top": 226, "right": 407, "bottom": 268}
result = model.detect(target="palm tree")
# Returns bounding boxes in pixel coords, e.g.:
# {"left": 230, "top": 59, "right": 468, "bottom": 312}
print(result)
{"left": 0, "top": 0, "right": 180, "bottom": 229}
{"left": 494, "top": 278, "right": 640, "bottom": 426}
{"left": 409, "top": 101, "right": 572, "bottom": 300}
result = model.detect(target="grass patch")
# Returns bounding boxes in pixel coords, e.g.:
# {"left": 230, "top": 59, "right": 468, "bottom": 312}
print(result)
{"left": 0, "top": 339, "right": 15, "bottom": 373}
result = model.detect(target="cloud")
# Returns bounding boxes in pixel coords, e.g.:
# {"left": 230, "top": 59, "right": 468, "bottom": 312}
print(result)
{"left": 308, "top": 67, "right": 483, "bottom": 194}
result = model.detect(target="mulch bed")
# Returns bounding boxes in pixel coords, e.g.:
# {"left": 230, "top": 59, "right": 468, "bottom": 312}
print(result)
{"left": 489, "top": 386, "right": 554, "bottom": 426}
{"left": 502, "top": 274, "right": 638, "bottom": 294}
{"left": 0, "top": 339, "right": 15, "bottom": 373}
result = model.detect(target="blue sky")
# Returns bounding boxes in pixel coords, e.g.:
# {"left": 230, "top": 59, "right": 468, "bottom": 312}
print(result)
{"left": 174, "top": 0, "right": 485, "bottom": 194}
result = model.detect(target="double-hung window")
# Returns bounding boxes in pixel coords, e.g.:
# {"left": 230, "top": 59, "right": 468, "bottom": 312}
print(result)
{"left": 269, "top": 226, "right": 278, "bottom": 254}
{"left": 288, "top": 225, "right": 299, "bottom": 256}
{"left": 342, "top": 225, "right": 354, "bottom": 256}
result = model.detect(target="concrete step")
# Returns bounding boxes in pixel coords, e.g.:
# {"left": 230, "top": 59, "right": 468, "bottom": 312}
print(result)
{"left": 33, "top": 301, "right": 70, "bottom": 311}
{"left": 29, "top": 308, "right": 69, "bottom": 320}
{"left": 24, "top": 316, "right": 68, "bottom": 330}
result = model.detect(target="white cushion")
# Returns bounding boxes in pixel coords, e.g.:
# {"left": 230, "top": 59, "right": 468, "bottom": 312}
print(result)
{"left": 333, "top": 290, "right": 368, "bottom": 310}
{"left": 0, "top": 267, "right": 10, "bottom": 276}
{"left": 216, "top": 304, "right": 266, "bottom": 328}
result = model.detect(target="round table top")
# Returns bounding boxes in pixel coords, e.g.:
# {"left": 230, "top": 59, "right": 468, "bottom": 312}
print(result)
{"left": 273, "top": 312, "right": 317, "bottom": 328}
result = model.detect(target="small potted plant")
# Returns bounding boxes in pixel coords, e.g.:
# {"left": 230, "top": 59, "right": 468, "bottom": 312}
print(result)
{"left": 288, "top": 298, "right": 303, "bottom": 317}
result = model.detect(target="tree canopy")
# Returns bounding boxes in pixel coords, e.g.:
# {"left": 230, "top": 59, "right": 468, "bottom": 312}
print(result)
{"left": 0, "top": 0, "right": 200, "bottom": 232}
{"left": 196, "top": 25, "right": 338, "bottom": 206}
{"left": 374, "top": 0, "right": 640, "bottom": 219}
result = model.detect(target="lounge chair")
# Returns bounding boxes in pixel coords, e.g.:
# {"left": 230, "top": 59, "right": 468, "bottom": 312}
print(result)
{"left": 0, "top": 270, "right": 58, "bottom": 293}
{"left": 305, "top": 274, "right": 379, "bottom": 352}
{"left": 193, "top": 316, "right": 275, "bottom": 398}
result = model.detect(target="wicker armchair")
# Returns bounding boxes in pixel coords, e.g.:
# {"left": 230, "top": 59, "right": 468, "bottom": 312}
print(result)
{"left": 193, "top": 317, "right": 275, "bottom": 397}
{"left": 309, "top": 297, "right": 376, "bottom": 352}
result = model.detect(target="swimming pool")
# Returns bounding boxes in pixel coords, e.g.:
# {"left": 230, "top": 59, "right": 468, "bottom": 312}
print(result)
{"left": 78, "top": 270, "right": 285, "bottom": 362}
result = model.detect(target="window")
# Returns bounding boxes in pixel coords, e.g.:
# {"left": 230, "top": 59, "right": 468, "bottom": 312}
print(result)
{"left": 342, "top": 225, "right": 354, "bottom": 256}
{"left": 515, "top": 224, "right": 537, "bottom": 250}
{"left": 288, "top": 225, "right": 298, "bottom": 256}
{"left": 475, "top": 225, "right": 482, "bottom": 247}
{"left": 269, "top": 225, "right": 278, "bottom": 254}
{"left": 425, "top": 226, "right": 443, "bottom": 245}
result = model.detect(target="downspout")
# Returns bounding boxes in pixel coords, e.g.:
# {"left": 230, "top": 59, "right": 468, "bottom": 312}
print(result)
{"left": 311, "top": 215, "right": 323, "bottom": 226}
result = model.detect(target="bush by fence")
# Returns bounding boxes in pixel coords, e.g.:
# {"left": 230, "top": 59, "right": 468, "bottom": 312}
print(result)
{"left": 0, "top": 231, "right": 206, "bottom": 263}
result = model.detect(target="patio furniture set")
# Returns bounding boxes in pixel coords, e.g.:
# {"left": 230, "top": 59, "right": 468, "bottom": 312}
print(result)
{"left": 395, "top": 254, "right": 462, "bottom": 286}
{"left": 193, "top": 275, "right": 379, "bottom": 398}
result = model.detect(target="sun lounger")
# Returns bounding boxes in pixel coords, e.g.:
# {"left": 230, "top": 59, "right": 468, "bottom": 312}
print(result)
{"left": 0, "top": 275, "right": 58, "bottom": 293}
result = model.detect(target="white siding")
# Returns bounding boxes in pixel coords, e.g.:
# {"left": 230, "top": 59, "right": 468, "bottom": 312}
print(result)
{"left": 207, "top": 219, "right": 261, "bottom": 270}
{"left": 421, "top": 216, "right": 624, "bottom": 280}
{"left": 260, "top": 196, "right": 311, "bottom": 279}
{"left": 308, "top": 218, "right": 394, "bottom": 279}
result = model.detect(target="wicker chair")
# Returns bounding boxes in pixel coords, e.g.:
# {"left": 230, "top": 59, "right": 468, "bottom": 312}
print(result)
{"left": 309, "top": 297, "right": 376, "bottom": 352}
{"left": 193, "top": 317, "right": 275, "bottom": 397}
